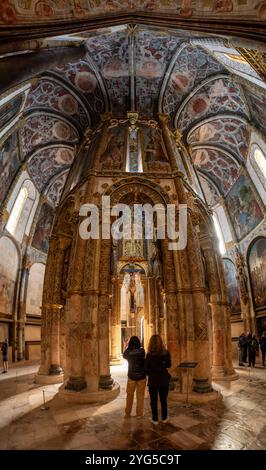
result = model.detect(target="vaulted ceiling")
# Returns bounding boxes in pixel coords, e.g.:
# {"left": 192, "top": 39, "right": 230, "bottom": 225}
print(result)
{"left": 1, "top": 24, "right": 266, "bottom": 208}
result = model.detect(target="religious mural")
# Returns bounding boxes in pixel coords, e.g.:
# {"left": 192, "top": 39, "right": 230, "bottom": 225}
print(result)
{"left": 244, "top": 87, "right": 266, "bottom": 134}
{"left": 0, "top": 132, "right": 21, "bottom": 205}
{"left": 0, "top": 95, "right": 23, "bottom": 132}
{"left": 141, "top": 126, "right": 170, "bottom": 173}
{"left": 0, "top": 236, "right": 18, "bottom": 316}
{"left": 248, "top": 237, "right": 266, "bottom": 311}
{"left": 100, "top": 126, "right": 125, "bottom": 171}
{"left": 226, "top": 175, "right": 263, "bottom": 240}
{"left": 222, "top": 258, "right": 241, "bottom": 314}
{"left": 32, "top": 203, "right": 54, "bottom": 253}
{"left": 0, "top": 1, "right": 263, "bottom": 26}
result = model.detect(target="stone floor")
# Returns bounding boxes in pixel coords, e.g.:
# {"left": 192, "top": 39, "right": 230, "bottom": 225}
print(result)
{"left": 0, "top": 360, "right": 265, "bottom": 450}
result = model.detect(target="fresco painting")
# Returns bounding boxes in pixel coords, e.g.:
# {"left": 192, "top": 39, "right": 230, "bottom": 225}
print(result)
{"left": 32, "top": 203, "right": 54, "bottom": 253}
{"left": 226, "top": 175, "right": 263, "bottom": 241}
{"left": 0, "top": 237, "right": 18, "bottom": 315}
{"left": 222, "top": 258, "right": 241, "bottom": 314}
{"left": 248, "top": 237, "right": 266, "bottom": 310}
{"left": 0, "top": 95, "right": 23, "bottom": 132}
{"left": 0, "top": 1, "right": 263, "bottom": 26}
{"left": 0, "top": 132, "right": 21, "bottom": 205}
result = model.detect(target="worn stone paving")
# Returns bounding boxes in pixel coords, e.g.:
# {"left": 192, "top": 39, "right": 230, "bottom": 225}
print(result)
{"left": 0, "top": 361, "right": 265, "bottom": 450}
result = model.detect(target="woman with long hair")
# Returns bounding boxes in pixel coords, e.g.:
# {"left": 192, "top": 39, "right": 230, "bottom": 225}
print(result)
{"left": 145, "top": 334, "right": 171, "bottom": 424}
{"left": 123, "top": 335, "right": 146, "bottom": 418}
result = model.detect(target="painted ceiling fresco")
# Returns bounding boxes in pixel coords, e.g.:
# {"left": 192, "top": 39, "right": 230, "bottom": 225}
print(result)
{"left": 0, "top": 1, "right": 264, "bottom": 26}
{"left": 187, "top": 118, "right": 250, "bottom": 161}
{"left": 162, "top": 45, "right": 226, "bottom": 124}
{"left": 27, "top": 146, "right": 74, "bottom": 192}
{"left": 20, "top": 114, "right": 79, "bottom": 157}
{"left": 192, "top": 148, "right": 240, "bottom": 195}
{"left": 45, "top": 171, "right": 68, "bottom": 207}
{"left": 0, "top": 24, "right": 265, "bottom": 215}
{"left": 177, "top": 78, "right": 249, "bottom": 131}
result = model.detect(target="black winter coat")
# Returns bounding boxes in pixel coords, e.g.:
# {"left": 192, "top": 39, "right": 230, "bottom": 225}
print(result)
{"left": 145, "top": 351, "right": 171, "bottom": 388}
{"left": 123, "top": 347, "right": 146, "bottom": 381}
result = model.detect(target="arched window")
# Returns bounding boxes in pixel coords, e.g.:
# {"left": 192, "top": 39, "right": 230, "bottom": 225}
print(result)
{"left": 6, "top": 180, "right": 36, "bottom": 241}
{"left": 6, "top": 187, "right": 28, "bottom": 235}
{"left": 212, "top": 213, "right": 226, "bottom": 255}
{"left": 254, "top": 148, "right": 266, "bottom": 181}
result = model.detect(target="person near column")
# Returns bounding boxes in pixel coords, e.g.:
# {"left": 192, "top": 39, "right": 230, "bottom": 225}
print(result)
{"left": 237, "top": 333, "right": 246, "bottom": 366}
{"left": 1, "top": 338, "right": 8, "bottom": 373}
{"left": 249, "top": 334, "right": 259, "bottom": 367}
{"left": 123, "top": 336, "right": 146, "bottom": 418}
{"left": 145, "top": 334, "right": 171, "bottom": 425}
{"left": 259, "top": 331, "right": 266, "bottom": 366}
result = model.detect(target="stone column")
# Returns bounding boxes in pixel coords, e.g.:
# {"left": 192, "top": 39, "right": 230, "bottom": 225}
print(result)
{"left": 142, "top": 278, "right": 150, "bottom": 351}
{"left": 37, "top": 236, "right": 59, "bottom": 380}
{"left": 159, "top": 114, "right": 212, "bottom": 393}
{"left": 65, "top": 225, "right": 88, "bottom": 391}
{"left": 48, "top": 237, "right": 71, "bottom": 376}
{"left": 161, "top": 239, "right": 179, "bottom": 377}
{"left": 98, "top": 239, "right": 113, "bottom": 389}
{"left": 148, "top": 277, "right": 156, "bottom": 337}
{"left": 17, "top": 259, "right": 30, "bottom": 361}
{"left": 110, "top": 277, "right": 122, "bottom": 363}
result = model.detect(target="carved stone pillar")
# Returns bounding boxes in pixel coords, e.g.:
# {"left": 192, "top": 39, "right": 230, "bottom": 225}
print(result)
{"left": 148, "top": 277, "right": 156, "bottom": 337}
{"left": 235, "top": 247, "right": 255, "bottom": 334}
{"left": 98, "top": 239, "right": 113, "bottom": 389}
{"left": 161, "top": 239, "right": 179, "bottom": 377}
{"left": 48, "top": 237, "right": 70, "bottom": 375}
{"left": 202, "top": 238, "right": 237, "bottom": 380}
{"left": 37, "top": 236, "right": 60, "bottom": 381}
{"left": 65, "top": 225, "right": 88, "bottom": 391}
{"left": 142, "top": 278, "right": 150, "bottom": 351}
{"left": 17, "top": 258, "right": 30, "bottom": 361}
{"left": 110, "top": 277, "right": 122, "bottom": 363}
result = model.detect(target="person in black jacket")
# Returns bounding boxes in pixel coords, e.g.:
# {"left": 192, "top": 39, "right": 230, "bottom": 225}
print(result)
{"left": 1, "top": 339, "right": 8, "bottom": 373}
{"left": 145, "top": 334, "right": 171, "bottom": 425}
{"left": 123, "top": 336, "right": 146, "bottom": 418}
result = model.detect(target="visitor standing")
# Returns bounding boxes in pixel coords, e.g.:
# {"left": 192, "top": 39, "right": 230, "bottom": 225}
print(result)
{"left": 123, "top": 336, "right": 146, "bottom": 418}
{"left": 145, "top": 334, "right": 171, "bottom": 425}
{"left": 1, "top": 338, "right": 8, "bottom": 373}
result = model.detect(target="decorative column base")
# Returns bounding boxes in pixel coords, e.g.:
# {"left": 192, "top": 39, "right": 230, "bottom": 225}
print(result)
{"left": 35, "top": 372, "right": 64, "bottom": 385}
{"left": 169, "top": 389, "right": 221, "bottom": 404}
{"left": 65, "top": 376, "right": 87, "bottom": 391}
{"left": 99, "top": 374, "right": 114, "bottom": 390}
{"left": 58, "top": 381, "right": 120, "bottom": 404}
{"left": 49, "top": 364, "right": 63, "bottom": 375}
{"left": 212, "top": 366, "right": 238, "bottom": 381}
{"left": 193, "top": 378, "right": 213, "bottom": 393}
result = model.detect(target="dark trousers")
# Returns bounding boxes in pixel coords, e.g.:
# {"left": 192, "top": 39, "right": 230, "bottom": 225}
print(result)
{"left": 148, "top": 386, "right": 168, "bottom": 421}
{"left": 262, "top": 350, "right": 265, "bottom": 366}
{"left": 249, "top": 350, "right": 256, "bottom": 367}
